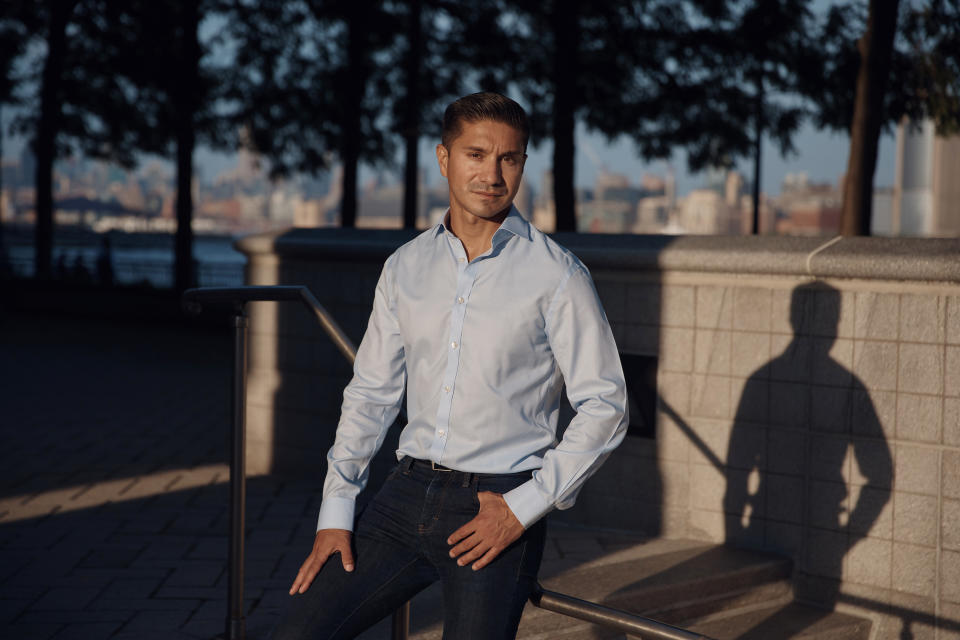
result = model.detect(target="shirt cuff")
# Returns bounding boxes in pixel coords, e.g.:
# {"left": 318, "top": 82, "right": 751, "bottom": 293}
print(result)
{"left": 503, "top": 479, "right": 554, "bottom": 529}
{"left": 316, "top": 496, "right": 356, "bottom": 532}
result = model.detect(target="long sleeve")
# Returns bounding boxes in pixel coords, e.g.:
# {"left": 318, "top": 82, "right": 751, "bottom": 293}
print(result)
{"left": 316, "top": 254, "right": 407, "bottom": 531}
{"left": 503, "top": 264, "right": 628, "bottom": 528}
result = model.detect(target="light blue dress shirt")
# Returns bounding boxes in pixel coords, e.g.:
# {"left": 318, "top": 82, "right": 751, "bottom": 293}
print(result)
{"left": 317, "top": 206, "right": 628, "bottom": 531}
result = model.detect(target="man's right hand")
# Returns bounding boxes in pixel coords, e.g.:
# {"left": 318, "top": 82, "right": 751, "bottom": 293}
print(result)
{"left": 289, "top": 529, "right": 354, "bottom": 595}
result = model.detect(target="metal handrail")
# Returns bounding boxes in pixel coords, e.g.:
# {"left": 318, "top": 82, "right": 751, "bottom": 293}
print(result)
{"left": 531, "top": 586, "right": 716, "bottom": 640}
{"left": 182, "top": 285, "right": 356, "bottom": 364}
{"left": 183, "top": 285, "right": 360, "bottom": 640}
{"left": 182, "top": 284, "right": 713, "bottom": 640}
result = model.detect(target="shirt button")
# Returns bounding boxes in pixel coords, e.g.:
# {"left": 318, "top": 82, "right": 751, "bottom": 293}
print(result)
{"left": 457, "top": 296, "right": 464, "bottom": 304}
{"left": 438, "top": 430, "right": 445, "bottom": 436}
{"left": 451, "top": 341, "right": 458, "bottom": 349}
{"left": 458, "top": 257, "right": 465, "bottom": 263}
{"left": 443, "top": 385, "right": 450, "bottom": 392}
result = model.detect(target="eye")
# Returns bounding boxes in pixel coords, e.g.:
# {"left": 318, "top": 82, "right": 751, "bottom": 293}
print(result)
{"left": 469, "top": 152, "right": 482, "bottom": 159}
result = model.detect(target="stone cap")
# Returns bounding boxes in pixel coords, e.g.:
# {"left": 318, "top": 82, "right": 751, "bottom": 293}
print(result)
{"left": 236, "top": 229, "right": 960, "bottom": 283}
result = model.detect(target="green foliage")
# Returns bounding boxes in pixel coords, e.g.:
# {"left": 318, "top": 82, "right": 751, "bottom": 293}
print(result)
{"left": 899, "top": 0, "right": 960, "bottom": 135}
{"left": 808, "top": 0, "right": 960, "bottom": 136}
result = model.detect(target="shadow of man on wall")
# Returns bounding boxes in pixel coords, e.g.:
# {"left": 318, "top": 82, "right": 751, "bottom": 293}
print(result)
{"left": 722, "top": 281, "right": 893, "bottom": 637}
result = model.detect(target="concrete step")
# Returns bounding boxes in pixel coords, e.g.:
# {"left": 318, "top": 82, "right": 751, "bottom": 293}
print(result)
{"left": 538, "top": 540, "right": 793, "bottom": 625}
{"left": 686, "top": 602, "right": 873, "bottom": 640}
{"left": 377, "top": 535, "right": 872, "bottom": 640}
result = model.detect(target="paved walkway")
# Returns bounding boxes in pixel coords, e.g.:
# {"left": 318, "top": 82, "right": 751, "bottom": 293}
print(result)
{"left": 0, "top": 308, "right": 648, "bottom": 639}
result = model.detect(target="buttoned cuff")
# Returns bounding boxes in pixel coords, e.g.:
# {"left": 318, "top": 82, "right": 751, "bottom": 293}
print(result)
{"left": 503, "top": 479, "right": 554, "bottom": 529}
{"left": 316, "top": 496, "right": 356, "bottom": 532}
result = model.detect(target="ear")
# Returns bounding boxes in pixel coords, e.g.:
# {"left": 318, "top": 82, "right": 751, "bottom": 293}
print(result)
{"left": 436, "top": 143, "right": 449, "bottom": 178}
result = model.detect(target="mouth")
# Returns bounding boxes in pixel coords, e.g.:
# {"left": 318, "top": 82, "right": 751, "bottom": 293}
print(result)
{"left": 472, "top": 191, "right": 505, "bottom": 199}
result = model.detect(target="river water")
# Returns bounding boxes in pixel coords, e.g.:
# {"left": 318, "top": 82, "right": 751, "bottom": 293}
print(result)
{"left": 4, "top": 231, "right": 247, "bottom": 288}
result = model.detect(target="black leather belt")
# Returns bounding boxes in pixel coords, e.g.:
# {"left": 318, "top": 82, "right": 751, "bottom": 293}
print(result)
{"left": 399, "top": 456, "right": 531, "bottom": 479}
{"left": 403, "top": 457, "right": 458, "bottom": 472}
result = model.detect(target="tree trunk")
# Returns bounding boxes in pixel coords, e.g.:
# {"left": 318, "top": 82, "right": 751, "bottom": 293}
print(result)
{"left": 173, "top": 1, "right": 199, "bottom": 292}
{"left": 839, "top": 0, "right": 900, "bottom": 236}
{"left": 551, "top": 2, "right": 578, "bottom": 232}
{"left": 752, "top": 70, "right": 763, "bottom": 235}
{"left": 0, "top": 105, "right": 5, "bottom": 257}
{"left": 340, "top": 9, "right": 366, "bottom": 228}
{"left": 35, "top": 0, "right": 73, "bottom": 281}
{"left": 402, "top": 0, "right": 422, "bottom": 229}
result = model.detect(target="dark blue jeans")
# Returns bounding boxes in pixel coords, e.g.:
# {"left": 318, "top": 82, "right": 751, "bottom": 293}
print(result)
{"left": 270, "top": 458, "right": 547, "bottom": 640}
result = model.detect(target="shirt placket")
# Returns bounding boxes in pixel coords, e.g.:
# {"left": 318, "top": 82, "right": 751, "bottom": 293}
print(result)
{"left": 430, "top": 238, "right": 478, "bottom": 462}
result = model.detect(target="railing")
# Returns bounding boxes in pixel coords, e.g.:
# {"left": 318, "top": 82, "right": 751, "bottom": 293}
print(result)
{"left": 182, "top": 285, "right": 714, "bottom": 640}
{"left": 530, "top": 587, "right": 714, "bottom": 640}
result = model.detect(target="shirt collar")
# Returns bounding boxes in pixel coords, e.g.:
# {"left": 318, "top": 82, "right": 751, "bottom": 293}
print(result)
{"left": 434, "top": 205, "right": 532, "bottom": 245}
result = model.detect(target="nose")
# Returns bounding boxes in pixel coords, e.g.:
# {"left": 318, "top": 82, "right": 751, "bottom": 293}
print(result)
{"left": 479, "top": 156, "right": 503, "bottom": 185}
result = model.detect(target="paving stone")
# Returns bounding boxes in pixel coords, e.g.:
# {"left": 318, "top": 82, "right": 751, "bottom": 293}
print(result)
{"left": 892, "top": 542, "right": 936, "bottom": 597}
{"left": 79, "top": 547, "right": 143, "bottom": 569}
{"left": 893, "top": 493, "right": 938, "bottom": 546}
{"left": 179, "top": 616, "right": 225, "bottom": 638}
{"left": 98, "top": 578, "right": 163, "bottom": 600}
{"left": 855, "top": 292, "right": 900, "bottom": 340}
{"left": 29, "top": 587, "right": 102, "bottom": 611}
{"left": 162, "top": 562, "right": 224, "bottom": 588}
{"left": 120, "top": 608, "right": 192, "bottom": 631}
{"left": 19, "top": 610, "right": 131, "bottom": 624}
{"left": 186, "top": 537, "right": 228, "bottom": 560}
{"left": 898, "top": 343, "right": 944, "bottom": 395}
{"left": 112, "top": 632, "right": 196, "bottom": 640}
{"left": 0, "top": 598, "right": 32, "bottom": 624}
{"left": 50, "top": 621, "right": 124, "bottom": 638}
{"left": 0, "top": 621, "right": 63, "bottom": 639}
{"left": 854, "top": 340, "right": 898, "bottom": 391}
{"left": 155, "top": 586, "right": 228, "bottom": 600}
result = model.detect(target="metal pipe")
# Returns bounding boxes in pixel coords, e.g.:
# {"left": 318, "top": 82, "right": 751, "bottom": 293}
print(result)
{"left": 530, "top": 587, "right": 715, "bottom": 640}
{"left": 391, "top": 602, "right": 410, "bottom": 640}
{"left": 227, "top": 310, "right": 249, "bottom": 640}
{"left": 298, "top": 287, "right": 357, "bottom": 364}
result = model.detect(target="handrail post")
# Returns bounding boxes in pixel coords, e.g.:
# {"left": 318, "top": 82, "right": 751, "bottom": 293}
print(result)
{"left": 391, "top": 602, "right": 410, "bottom": 640}
{"left": 227, "top": 306, "right": 248, "bottom": 640}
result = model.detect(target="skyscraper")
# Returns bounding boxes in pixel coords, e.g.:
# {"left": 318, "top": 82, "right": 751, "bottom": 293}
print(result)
{"left": 890, "top": 118, "right": 960, "bottom": 236}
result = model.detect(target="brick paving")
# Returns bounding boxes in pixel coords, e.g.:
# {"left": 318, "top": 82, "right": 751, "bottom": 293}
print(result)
{"left": 0, "top": 309, "right": 646, "bottom": 640}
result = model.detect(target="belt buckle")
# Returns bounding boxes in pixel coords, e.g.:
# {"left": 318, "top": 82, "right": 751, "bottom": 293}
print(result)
{"left": 431, "top": 461, "right": 451, "bottom": 472}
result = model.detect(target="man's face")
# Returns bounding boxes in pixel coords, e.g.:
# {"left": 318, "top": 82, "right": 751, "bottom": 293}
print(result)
{"left": 436, "top": 119, "right": 527, "bottom": 222}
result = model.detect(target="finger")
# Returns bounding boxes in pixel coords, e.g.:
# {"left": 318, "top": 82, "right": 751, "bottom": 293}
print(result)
{"left": 447, "top": 519, "right": 478, "bottom": 546}
{"left": 293, "top": 551, "right": 330, "bottom": 595}
{"left": 449, "top": 532, "right": 481, "bottom": 558}
{"left": 472, "top": 546, "right": 501, "bottom": 571}
{"left": 457, "top": 541, "right": 493, "bottom": 567}
{"left": 296, "top": 562, "right": 320, "bottom": 594}
{"left": 339, "top": 545, "right": 355, "bottom": 572}
{"left": 290, "top": 558, "right": 314, "bottom": 595}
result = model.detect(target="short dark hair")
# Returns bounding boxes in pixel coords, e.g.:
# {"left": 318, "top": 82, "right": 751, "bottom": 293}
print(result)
{"left": 441, "top": 92, "right": 530, "bottom": 150}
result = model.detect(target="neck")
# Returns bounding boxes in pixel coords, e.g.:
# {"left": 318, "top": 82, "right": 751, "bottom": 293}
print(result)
{"left": 447, "top": 205, "right": 510, "bottom": 261}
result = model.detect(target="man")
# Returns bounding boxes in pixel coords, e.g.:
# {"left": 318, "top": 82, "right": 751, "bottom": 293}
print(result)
{"left": 271, "top": 92, "right": 627, "bottom": 640}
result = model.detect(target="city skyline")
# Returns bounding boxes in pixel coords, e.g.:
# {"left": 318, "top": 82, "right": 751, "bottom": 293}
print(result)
{"left": 2, "top": 108, "right": 898, "bottom": 201}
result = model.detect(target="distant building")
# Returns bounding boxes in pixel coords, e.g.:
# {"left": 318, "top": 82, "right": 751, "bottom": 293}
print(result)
{"left": 890, "top": 118, "right": 960, "bottom": 236}
{"left": 679, "top": 189, "right": 728, "bottom": 234}
{"left": 531, "top": 170, "right": 556, "bottom": 232}
{"left": 675, "top": 169, "right": 746, "bottom": 235}
{"left": 772, "top": 173, "right": 842, "bottom": 236}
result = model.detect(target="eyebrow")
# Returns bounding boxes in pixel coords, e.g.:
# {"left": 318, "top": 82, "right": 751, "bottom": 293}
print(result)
{"left": 463, "top": 146, "right": 525, "bottom": 156}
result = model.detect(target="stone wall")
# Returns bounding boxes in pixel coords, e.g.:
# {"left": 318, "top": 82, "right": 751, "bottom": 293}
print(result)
{"left": 236, "top": 229, "right": 960, "bottom": 638}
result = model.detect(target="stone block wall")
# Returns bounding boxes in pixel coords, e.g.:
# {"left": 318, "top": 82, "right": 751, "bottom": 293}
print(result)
{"left": 237, "top": 229, "right": 960, "bottom": 638}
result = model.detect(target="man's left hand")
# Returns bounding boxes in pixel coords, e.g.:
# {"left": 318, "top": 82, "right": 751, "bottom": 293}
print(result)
{"left": 447, "top": 491, "right": 525, "bottom": 570}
